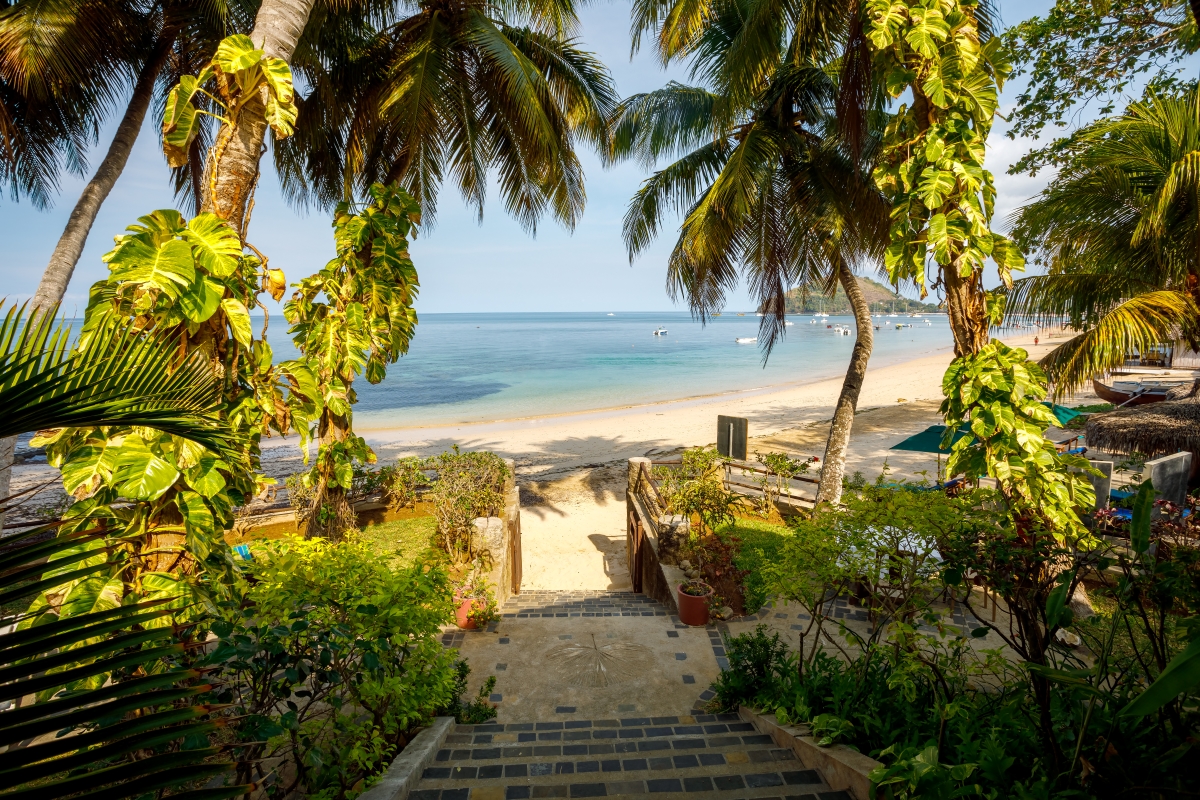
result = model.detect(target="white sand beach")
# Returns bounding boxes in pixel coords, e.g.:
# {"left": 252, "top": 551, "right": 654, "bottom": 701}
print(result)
{"left": 7, "top": 328, "right": 1092, "bottom": 591}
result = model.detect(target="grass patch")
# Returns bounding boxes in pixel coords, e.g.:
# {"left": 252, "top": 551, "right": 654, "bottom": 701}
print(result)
{"left": 716, "top": 515, "right": 793, "bottom": 613}
{"left": 1072, "top": 403, "right": 1114, "bottom": 413}
{"left": 355, "top": 515, "right": 438, "bottom": 570}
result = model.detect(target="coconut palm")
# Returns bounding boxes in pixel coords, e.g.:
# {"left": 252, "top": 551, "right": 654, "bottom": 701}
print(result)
{"left": 273, "top": 0, "right": 617, "bottom": 231}
{"left": 1006, "top": 84, "right": 1200, "bottom": 395}
{"left": 0, "top": 0, "right": 246, "bottom": 526}
{"left": 609, "top": 0, "right": 890, "bottom": 504}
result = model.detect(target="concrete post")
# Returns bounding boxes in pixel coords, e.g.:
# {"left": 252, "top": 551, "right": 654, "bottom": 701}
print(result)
{"left": 1146, "top": 452, "right": 1192, "bottom": 506}
{"left": 1087, "top": 460, "right": 1113, "bottom": 510}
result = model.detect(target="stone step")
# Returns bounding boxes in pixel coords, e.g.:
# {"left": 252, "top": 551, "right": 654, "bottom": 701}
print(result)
{"left": 434, "top": 734, "right": 782, "bottom": 764}
{"left": 410, "top": 774, "right": 849, "bottom": 799}
{"left": 423, "top": 747, "right": 800, "bottom": 783}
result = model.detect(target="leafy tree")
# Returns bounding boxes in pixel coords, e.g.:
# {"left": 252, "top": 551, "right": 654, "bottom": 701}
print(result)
{"left": 1004, "top": 0, "right": 1200, "bottom": 175}
{"left": 284, "top": 183, "right": 420, "bottom": 538}
{"left": 611, "top": 0, "right": 891, "bottom": 504}
{"left": 866, "top": 0, "right": 1023, "bottom": 357}
{"left": 1006, "top": 85, "right": 1200, "bottom": 393}
{"left": 275, "top": 0, "right": 617, "bottom": 232}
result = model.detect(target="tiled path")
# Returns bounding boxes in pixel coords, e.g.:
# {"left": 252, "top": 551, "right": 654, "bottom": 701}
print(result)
{"left": 419, "top": 592, "right": 853, "bottom": 799}
{"left": 412, "top": 713, "right": 850, "bottom": 799}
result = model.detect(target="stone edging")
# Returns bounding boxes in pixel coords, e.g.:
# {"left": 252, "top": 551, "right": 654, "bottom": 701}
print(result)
{"left": 359, "top": 717, "right": 456, "bottom": 800}
{"left": 739, "top": 706, "right": 881, "bottom": 800}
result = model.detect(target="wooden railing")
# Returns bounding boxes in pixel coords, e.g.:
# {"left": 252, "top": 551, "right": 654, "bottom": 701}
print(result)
{"left": 646, "top": 457, "right": 818, "bottom": 510}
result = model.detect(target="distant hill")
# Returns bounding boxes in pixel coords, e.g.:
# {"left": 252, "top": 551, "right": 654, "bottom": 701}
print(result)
{"left": 783, "top": 276, "right": 941, "bottom": 314}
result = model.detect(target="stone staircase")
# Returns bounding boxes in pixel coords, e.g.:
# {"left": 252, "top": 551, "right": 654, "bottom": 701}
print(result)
{"left": 410, "top": 713, "right": 850, "bottom": 799}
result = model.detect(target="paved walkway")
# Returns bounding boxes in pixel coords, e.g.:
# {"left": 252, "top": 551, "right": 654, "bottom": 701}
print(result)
{"left": 412, "top": 710, "right": 849, "bottom": 799}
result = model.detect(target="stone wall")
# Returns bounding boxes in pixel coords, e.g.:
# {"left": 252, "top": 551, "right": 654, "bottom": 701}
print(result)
{"left": 472, "top": 458, "right": 521, "bottom": 607}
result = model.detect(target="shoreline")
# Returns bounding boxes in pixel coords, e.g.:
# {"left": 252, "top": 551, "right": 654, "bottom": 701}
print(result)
{"left": 254, "top": 329, "right": 1071, "bottom": 482}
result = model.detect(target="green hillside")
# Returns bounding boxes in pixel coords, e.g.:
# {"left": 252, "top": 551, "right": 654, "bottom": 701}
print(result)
{"left": 783, "top": 276, "right": 941, "bottom": 314}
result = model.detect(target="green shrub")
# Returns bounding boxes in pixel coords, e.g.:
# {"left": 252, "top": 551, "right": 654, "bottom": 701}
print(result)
{"left": 424, "top": 448, "right": 509, "bottom": 561}
{"left": 207, "top": 535, "right": 459, "bottom": 799}
{"left": 439, "top": 661, "right": 499, "bottom": 724}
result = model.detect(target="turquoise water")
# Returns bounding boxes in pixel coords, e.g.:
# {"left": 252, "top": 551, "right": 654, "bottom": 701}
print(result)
{"left": 263, "top": 312, "right": 952, "bottom": 428}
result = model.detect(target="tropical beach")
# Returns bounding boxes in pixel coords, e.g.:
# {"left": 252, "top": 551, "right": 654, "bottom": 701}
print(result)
{"left": 2, "top": 0, "right": 1199, "bottom": 797}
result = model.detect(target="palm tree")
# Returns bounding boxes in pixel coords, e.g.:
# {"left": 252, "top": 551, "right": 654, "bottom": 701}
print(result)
{"left": 0, "top": 1, "right": 244, "bottom": 524}
{"left": 1006, "top": 85, "right": 1200, "bottom": 394}
{"left": 608, "top": 3, "right": 890, "bottom": 505}
{"left": 273, "top": 0, "right": 617, "bottom": 231}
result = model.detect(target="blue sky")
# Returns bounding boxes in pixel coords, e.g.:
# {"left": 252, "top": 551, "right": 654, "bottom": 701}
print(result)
{"left": 3, "top": 0, "right": 1059, "bottom": 315}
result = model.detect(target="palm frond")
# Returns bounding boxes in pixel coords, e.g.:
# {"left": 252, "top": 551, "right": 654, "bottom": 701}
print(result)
{"left": 1039, "top": 291, "right": 1197, "bottom": 397}
{"left": 0, "top": 522, "right": 245, "bottom": 800}
{"left": 0, "top": 303, "right": 233, "bottom": 453}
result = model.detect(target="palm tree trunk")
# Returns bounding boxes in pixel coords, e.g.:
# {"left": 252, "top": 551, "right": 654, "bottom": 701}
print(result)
{"left": 816, "top": 260, "right": 874, "bottom": 505}
{"left": 31, "top": 27, "right": 179, "bottom": 314}
{"left": 943, "top": 260, "right": 989, "bottom": 357}
{"left": 201, "top": 0, "right": 315, "bottom": 237}
{"left": 0, "top": 27, "right": 179, "bottom": 530}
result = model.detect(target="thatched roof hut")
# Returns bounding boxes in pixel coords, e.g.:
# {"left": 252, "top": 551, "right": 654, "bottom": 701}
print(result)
{"left": 1086, "top": 398, "right": 1200, "bottom": 458}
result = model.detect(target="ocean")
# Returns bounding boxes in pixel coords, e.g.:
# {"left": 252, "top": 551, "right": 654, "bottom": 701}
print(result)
{"left": 261, "top": 312, "right": 953, "bottom": 428}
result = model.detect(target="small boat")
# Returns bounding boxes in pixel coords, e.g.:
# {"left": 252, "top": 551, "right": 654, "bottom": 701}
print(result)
{"left": 737, "top": 313, "right": 745, "bottom": 316}
{"left": 873, "top": 325, "right": 882, "bottom": 331}
{"left": 735, "top": 337, "right": 757, "bottom": 344}
{"left": 1092, "top": 378, "right": 1169, "bottom": 406}
{"left": 896, "top": 323, "right": 912, "bottom": 329}
{"left": 713, "top": 312, "right": 721, "bottom": 317}
{"left": 819, "top": 312, "right": 829, "bottom": 318}
{"left": 607, "top": 313, "right": 614, "bottom": 316}
{"left": 653, "top": 327, "right": 668, "bottom": 336}
{"left": 810, "top": 319, "right": 818, "bottom": 324}
{"left": 784, "top": 321, "right": 794, "bottom": 326}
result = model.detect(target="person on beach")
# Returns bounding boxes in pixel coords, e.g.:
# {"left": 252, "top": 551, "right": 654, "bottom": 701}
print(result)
{"left": 1034, "top": 336, "right": 1039, "bottom": 346}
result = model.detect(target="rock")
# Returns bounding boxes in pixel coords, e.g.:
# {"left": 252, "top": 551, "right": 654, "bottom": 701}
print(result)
{"left": 680, "top": 559, "right": 693, "bottom": 571}
{"left": 1055, "top": 628, "right": 1082, "bottom": 648}
{"left": 717, "top": 606, "right": 735, "bottom": 620}
{"left": 686, "top": 569, "right": 700, "bottom": 580}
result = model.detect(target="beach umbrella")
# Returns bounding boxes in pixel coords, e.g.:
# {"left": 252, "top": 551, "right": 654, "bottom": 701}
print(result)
{"left": 1042, "top": 402, "right": 1083, "bottom": 427}
{"left": 1085, "top": 400, "right": 1200, "bottom": 460}
{"left": 890, "top": 425, "right": 971, "bottom": 453}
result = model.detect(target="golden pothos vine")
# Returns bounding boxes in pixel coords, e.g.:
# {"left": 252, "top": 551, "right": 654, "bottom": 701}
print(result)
{"left": 867, "top": 0, "right": 1095, "bottom": 538}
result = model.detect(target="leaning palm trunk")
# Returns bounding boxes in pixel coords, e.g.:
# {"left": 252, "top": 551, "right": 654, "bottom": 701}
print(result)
{"left": 816, "top": 261, "right": 874, "bottom": 505}
{"left": 200, "top": 0, "right": 315, "bottom": 237}
{"left": 33, "top": 28, "right": 180, "bottom": 313}
{"left": 0, "top": 29, "right": 181, "bottom": 531}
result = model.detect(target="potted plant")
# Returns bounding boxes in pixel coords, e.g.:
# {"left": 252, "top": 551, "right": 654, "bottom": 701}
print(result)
{"left": 454, "top": 580, "right": 493, "bottom": 629}
{"left": 677, "top": 579, "right": 714, "bottom": 626}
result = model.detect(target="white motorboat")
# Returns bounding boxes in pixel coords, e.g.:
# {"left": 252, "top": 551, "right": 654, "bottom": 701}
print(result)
{"left": 607, "top": 313, "right": 614, "bottom": 316}
{"left": 653, "top": 327, "right": 668, "bottom": 336}
{"left": 735, "top": 337, "right": 758, "bottom": 344}
{"left": 809, "top": 319, "right": 818, "bottom": 324}
{"left": 784, "top": 321, "right": 794, "bottom": 326}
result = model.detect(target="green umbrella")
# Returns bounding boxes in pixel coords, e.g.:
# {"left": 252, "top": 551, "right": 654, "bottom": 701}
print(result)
{"left": 1042, "top": 402, "right": 1083, "bottom": 426}
{"left": 890, "top": 425, "right": 972, "bottom": 453}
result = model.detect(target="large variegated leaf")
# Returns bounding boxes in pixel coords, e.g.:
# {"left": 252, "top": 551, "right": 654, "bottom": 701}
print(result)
{"left": 221, "top": 298, "right": 253, "bottom": 346}
{"left": 107, "top": 238, "right": 197, "bottom": 300}
{"left": 184, "top": 213, "right": 242, "bottom": 277}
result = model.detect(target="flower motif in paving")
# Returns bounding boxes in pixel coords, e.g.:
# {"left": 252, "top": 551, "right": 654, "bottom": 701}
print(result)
{"left": 545, "top": 633, "right": 654, "bottom": 688}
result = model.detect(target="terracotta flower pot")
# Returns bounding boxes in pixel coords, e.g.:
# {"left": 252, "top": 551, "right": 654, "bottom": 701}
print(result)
{"left": 455, "top": 596, "right": 483, "bottom": 629}
{"left": 676, "top": 583, "right": 713, "bottom": 627}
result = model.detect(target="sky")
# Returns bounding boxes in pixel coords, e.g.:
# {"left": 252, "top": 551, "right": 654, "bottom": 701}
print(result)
{"left": 2, "top": 0, "right": 1061, "bottom": 316}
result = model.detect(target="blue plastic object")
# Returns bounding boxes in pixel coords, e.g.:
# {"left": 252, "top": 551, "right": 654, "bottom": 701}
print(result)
{"left": 1066, "top": 447, "right": 1088, "bottom": 456}
{"left": 233, "top": 544, "right": 253, "bottom": 561}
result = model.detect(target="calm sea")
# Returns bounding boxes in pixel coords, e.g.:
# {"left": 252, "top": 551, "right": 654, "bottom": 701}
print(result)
{"left": 255, "top": 312, "right": 952, "bottom": 428}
